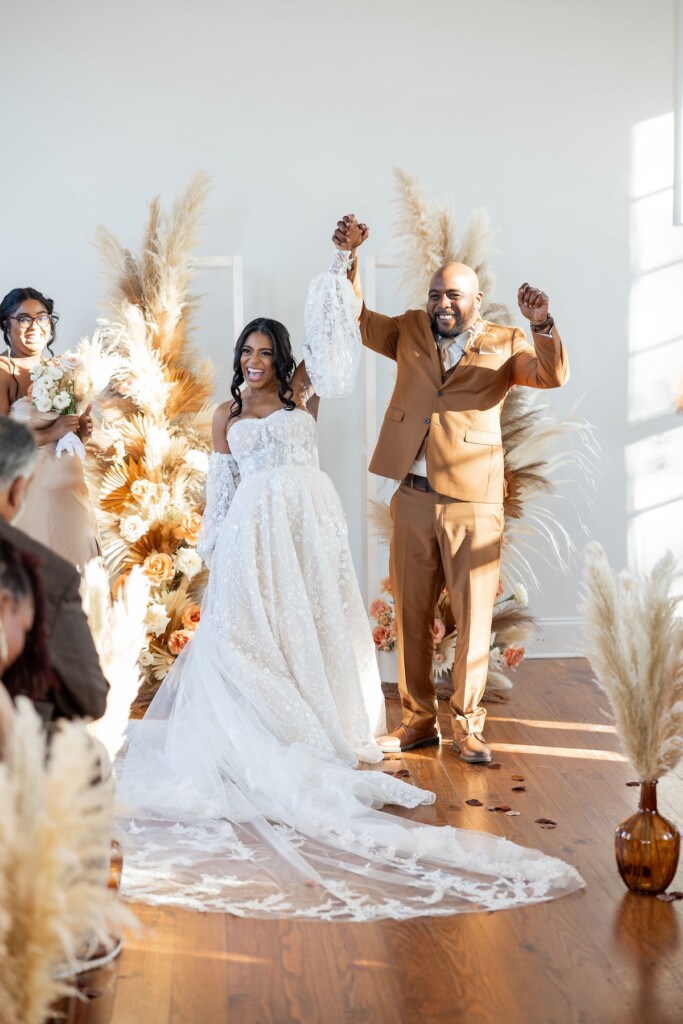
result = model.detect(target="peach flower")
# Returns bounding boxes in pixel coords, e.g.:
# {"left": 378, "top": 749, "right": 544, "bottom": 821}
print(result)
{"left": 167, "top": 629, "right": 193, "bottom": 656}
{"left": 379, "top": 576, "right": 393, "bottom": 595}
{"left": 142, "top": 552, "right": 175, "bottom": 584}
{"left": 181, "top": 603, "right": 201, "bottom": 630}
{"left": 372, "top": 625, "right": 390, "bottom": 649}
{"left": 433, "top": 618, "right": 446, "bottom": 644}
{"left": 111, "top": 573, "right": 129, "bottom": 601}
{"left": 503, "top": 644, "right": 526, "bottom": 669}
{"left": 173, "top": 512, "right": 203, "bottom": 546}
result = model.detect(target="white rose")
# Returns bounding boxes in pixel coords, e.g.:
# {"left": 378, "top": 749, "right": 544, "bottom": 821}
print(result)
{"left": 30, "top": 364, "right": 47, "bottom": 381}
{"left": 48, "top": 365, "right": 65, "bottom": 381}
{"left": 173, "top": 547, "right": 203, "bottom": 580}
{"left": 489, "top": 645, "right": 503, "bottom": 666}
{"left": 145, "top": 602, "right": 171, "bottom": 637}
{"left": 34, "top": 393, "right": 53, "bottom": 413}
{"left": 183, "top": 448, "right": 209, "bottom": 473}
{"left": 119, "top": 514, "right": 147, "bottom": 542}
{"left": 512, "top": 582, "right": 529, "bottom": 608}
{"left": 60, "top": 350, "right": 81, "bottom": 371}
{"left": 31, "top": 383, "right": 51, "bottom": 404}
{"left": 52, "top": 391, "right": 72, "bottom": 412}
{"left": 139, "top": 648, "right": 155, "bottom": 667}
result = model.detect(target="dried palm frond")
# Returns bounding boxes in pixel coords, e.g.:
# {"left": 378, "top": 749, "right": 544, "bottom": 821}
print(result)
{"left": 164, "top": 364, "right": 215, "bottom": 419}
{"left": 580, "top": 543, "right": 683, "bottom": 781}
{"left": 121, "top": 526, "right": 177, "bottom": 569}
{"left": 0, "top": 700, "right": 133, "bottom": 1022}
{"left": 82, "top": 561, "right": 151, "bottom": 760}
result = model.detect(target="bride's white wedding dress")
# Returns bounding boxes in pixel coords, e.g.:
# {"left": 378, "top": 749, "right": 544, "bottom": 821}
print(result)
{"left": 116, "top": 254, "right": 584, "bottom": 920}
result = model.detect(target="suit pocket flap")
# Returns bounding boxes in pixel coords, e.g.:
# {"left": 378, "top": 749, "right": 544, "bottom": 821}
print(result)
{"left": 385, "top": 406, "right": 405, "bottom": 422}
{"left": 464, "top": 428, "right": 501, "bottom": 446}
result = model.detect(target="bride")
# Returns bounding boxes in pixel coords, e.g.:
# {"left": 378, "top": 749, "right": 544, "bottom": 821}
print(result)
{"left": 117, "top": 252, "right": 583, "bottom": 920}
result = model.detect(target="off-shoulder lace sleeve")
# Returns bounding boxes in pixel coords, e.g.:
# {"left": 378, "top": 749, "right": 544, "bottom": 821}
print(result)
{"left": 303, "top": 250, "right": 362, "bottom": 399}
{"left": 196, "top": 453, "right": 241, "bottom": 568}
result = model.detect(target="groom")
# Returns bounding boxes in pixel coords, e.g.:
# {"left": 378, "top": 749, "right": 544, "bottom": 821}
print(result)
{"left": 333, "top": 215, "right": 569, "bottom": 763}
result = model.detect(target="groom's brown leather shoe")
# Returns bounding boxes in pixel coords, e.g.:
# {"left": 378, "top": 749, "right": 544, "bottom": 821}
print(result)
{"left": 378, "top": 723, "right": 441, "bottom": 754}
{"left": 452, "top": 733, "right": 492, "bottom": 764}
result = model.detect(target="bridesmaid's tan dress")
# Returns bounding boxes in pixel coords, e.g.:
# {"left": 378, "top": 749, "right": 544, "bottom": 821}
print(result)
{"left": 9, "top": 397, "right": 99, "bottom": 569}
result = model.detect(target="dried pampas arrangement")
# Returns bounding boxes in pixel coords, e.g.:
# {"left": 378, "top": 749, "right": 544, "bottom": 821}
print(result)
{"left": 80, "top": 560, "right": 151, "bottom": 759}
{"left": 85, "top": 171, "right": 216, "bottom": 707}
{"left": 580, "top": 542, "right": 683, "bottom": 780}
{"left": 392, "top": 168, "right": 513, "bottom": 324}
{"left": 0, "top": 699, "right": 132, "bottom": 1024}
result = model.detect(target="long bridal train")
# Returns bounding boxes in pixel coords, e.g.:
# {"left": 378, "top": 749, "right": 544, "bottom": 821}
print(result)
{"left": 116, "top": 253, "right": 584, "bottom": 921}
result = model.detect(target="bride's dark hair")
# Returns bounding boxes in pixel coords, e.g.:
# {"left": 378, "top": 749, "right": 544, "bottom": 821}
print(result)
{"left": 229, "top": 318, "right": 296, "bottom": 420}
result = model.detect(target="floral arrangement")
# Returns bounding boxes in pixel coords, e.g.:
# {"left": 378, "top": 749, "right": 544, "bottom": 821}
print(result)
{"left": 370, "top": 574, "right": 534, "bottom": 690}
{"left": 580, "top": 542, "right": 683, "bottom": 781}
{"left": 85, "top": 172, "right": 215, "bottom": 705}
{"left": 369, "top": 577, "right": 397, "bottom": 652}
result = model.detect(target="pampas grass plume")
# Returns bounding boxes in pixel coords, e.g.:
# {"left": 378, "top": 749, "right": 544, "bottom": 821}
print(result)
{"left": 580, "top": 542, "right": 683, "bottom": 780}
{"left": 0, "top": 700, "right": 133, "bottom": 1023}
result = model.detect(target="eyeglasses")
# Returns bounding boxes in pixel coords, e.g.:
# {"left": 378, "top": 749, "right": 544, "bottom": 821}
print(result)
{"left": 8, "top": 314, "right": 58, "bottom": 330}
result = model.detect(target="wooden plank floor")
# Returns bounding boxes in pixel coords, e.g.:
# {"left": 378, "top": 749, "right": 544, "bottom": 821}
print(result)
{"left": 56, "top": 660, "right": 683, "bottom": 1024}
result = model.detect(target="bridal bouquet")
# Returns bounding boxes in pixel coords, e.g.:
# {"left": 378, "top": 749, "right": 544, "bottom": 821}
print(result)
{"left": 28, "top": 337, "right": 120, "bottom": 460}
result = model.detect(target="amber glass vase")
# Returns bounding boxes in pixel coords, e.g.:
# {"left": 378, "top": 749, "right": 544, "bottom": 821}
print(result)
{"left": 614, "top": 781, "right": 681, "bottom": 894}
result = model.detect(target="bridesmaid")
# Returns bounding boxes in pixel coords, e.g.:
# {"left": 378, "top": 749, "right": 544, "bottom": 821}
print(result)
{"left": 0, "top": 287, "right": 99, "bottom": 568}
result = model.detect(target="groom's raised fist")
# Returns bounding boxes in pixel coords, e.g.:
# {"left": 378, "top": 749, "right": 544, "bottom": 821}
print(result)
{"left": 332, "top": 214, "right": 369, "bottom": 251}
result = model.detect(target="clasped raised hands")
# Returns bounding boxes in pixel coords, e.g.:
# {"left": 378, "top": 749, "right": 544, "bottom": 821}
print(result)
{"left": 332, "top": 214, "right": 369, "bottom": 251}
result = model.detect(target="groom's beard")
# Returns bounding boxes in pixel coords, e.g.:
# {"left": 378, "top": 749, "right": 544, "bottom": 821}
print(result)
{"left": 429, "top": 306, "right": 477, "bottom": 339}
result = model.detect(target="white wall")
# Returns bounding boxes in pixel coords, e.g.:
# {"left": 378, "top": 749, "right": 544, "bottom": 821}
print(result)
{"left": 2, "top": 0, "right": 680, "bottom": 648}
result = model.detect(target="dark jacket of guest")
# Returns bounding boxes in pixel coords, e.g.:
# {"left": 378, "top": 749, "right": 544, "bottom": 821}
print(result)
{"left": 0, "top": 518, "right": 109, "bottom": 721}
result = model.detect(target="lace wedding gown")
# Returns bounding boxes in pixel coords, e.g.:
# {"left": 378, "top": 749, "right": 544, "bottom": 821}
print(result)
{"left": 116, "top": 254, "right": 584, "bottom": 920}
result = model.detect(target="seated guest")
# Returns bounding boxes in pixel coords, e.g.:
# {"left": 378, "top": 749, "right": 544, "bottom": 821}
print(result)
{"left": 0, "top": 417, "right": 109, "bottom": 722}
{"left": 0, "top": 538, "right": 47, "bottom": 749}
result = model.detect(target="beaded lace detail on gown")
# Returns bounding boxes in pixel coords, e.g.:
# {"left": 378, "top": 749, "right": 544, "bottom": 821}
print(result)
{"left": 116, "top": 256, "right": 584, "bottom": 920}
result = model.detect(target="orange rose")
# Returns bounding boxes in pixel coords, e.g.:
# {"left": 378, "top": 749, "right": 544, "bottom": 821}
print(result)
{"left": 111, "top": 573, "right": 129, "bottom": 601}
{"left": 167, "top": 629, "right": 193, "bottom": 656}
{"left": 173, "top": 512, "right": 203, "bottom": 546}
{"left": 503, "top": 644, "right": 526, "bottom": 669}
{"left": 181, "top": 603, "right": 201, "bottom": 630}
{"left": 142, "top": 552, "right": 175, "bottom": 583}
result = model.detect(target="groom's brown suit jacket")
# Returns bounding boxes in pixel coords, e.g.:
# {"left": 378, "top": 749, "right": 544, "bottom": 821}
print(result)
{"left": 360, "top": 307, "right": 569, "bottom": 502}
